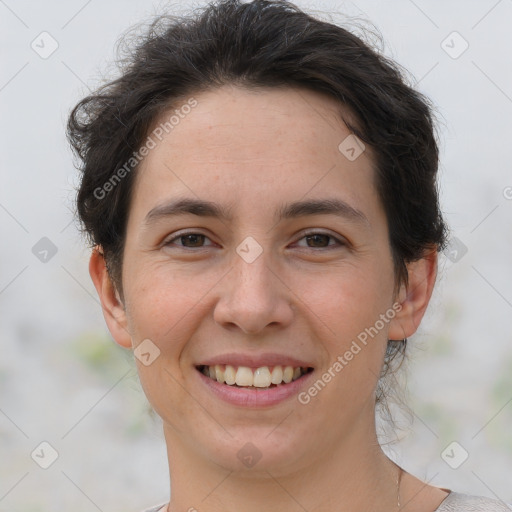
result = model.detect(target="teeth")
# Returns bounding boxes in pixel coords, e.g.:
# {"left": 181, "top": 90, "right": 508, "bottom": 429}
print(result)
{"left": 253, "top": 367, "right": 272, "bottom": 388}
{"left": 283, "top": 366, "right": 294, "bottom": 383}
{"left": 271, "top": 365, "right": 283, "bottom": 384}
{"left": 200, "top": 364, "right": 311, "bottom": 387}
{"left": 224, "top": 364, "right": 236, "bottom": 385}
{"left": 235, "top": 366, "right": 253, "bottom": 386}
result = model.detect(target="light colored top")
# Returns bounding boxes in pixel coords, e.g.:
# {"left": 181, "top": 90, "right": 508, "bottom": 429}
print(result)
{"left": 141, "top": 491, "right": 512, "bottom": 511}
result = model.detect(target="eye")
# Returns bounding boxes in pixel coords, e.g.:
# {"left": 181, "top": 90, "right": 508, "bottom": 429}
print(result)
{"left": 163, "top": 231, "right": 214, "bottom": 249}
{"left": 294, "top": 231, "right": 346, "bottom": 249}
{"left": 162, "top": 230, "right": 347, "bottom": 251}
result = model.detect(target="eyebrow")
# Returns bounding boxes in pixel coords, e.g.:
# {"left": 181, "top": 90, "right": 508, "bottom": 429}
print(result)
{"left": 143, "top": 197, "right": 369, "bottom": 227}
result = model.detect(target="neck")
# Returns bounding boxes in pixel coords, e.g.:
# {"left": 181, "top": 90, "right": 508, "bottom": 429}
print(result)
{"left": 163, "top": 404, "right": 400, "bottom": 512}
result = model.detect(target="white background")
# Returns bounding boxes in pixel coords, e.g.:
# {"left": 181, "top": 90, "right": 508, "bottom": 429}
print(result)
{"left": 1, "top": 0, "right": 511, "bottom": 510}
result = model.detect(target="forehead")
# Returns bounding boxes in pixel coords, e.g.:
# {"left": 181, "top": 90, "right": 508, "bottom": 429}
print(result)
{"left": 149, "top": 84, "right": 360, "bottom": 161}
{"left": 129, "top": 84, "right": 378, "bottom": 222}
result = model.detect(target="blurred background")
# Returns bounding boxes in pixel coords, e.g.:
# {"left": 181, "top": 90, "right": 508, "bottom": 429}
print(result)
{"left": 1, "top": 0, "right": 511, "bottom": 510}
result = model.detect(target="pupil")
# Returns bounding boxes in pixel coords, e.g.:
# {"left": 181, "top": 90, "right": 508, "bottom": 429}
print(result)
{"left": 307, "top": 234, "right": 329, "bottom": 247}
{"left": 183, "top": 234, "right": 204, "bottom": 247}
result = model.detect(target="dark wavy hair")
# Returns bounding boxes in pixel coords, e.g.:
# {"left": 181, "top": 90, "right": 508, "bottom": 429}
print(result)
{"left": 66, "top": 0, "right": 447, "bottom": 407}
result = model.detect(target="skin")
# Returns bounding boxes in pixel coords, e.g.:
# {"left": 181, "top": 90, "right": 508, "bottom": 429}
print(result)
{"left": 90, "top": 84, "right": 449, "bottom": 512}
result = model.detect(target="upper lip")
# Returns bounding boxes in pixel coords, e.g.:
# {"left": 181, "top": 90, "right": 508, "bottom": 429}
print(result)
{"left": 196, "top": 352, "right": 315, "bottom": 369}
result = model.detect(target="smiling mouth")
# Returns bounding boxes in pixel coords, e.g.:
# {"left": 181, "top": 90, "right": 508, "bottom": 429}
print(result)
{"left": 196, "top": 364, "right": 314, "bottom": 389}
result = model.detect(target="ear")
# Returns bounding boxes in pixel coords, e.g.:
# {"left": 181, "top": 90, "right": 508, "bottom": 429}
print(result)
{"left": 89, "top": 246, "right": 133, "bottom": 349}
{"left": 387, "top": 248, "right": 438, "bottom": 340}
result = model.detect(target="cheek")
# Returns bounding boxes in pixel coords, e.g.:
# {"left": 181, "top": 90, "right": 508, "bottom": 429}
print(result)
{"left": 123, "top": 265, "right": 197, "bottom": 349}
{"left": 123, "top": 269, "right": 203, "bottom": 420}
{"left": 301, "top": 263, "right": 394, "bottom": 338}
{"left": 302, "top": 263, "right": 393, "bottom": 394}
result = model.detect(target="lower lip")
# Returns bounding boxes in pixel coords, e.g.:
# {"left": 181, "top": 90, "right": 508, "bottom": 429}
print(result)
{"left": 195, "top": 368, "right": 315, "bottom": 407}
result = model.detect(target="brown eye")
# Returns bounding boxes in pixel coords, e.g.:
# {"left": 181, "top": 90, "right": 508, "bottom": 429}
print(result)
{"left": 180, "top": 234, "right": 206, "bottom": 247}
{"left": 164, "top": 232, "right": 213, "bottom": 249}
{"left": 295, "top": 231, "right": 345, "bottom": 249}
{"left": 305, "top": 234, "right": 331, "bottom": 248}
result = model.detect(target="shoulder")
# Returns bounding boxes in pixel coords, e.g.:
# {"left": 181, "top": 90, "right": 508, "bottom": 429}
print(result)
{"left": 436, "top": 491, "right": 512, "bottom": 511}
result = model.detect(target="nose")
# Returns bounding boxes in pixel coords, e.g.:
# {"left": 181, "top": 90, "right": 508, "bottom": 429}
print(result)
{"left": 213, "top": 248, "right": 294, "bottom": 334}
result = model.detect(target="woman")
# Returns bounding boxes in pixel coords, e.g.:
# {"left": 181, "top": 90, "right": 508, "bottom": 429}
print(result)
{"left": 66, "top": 1, "right": 511, "bottom": 510}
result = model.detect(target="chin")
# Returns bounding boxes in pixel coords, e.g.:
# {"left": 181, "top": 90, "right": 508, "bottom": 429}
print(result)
{"left": 196, "top": 426, "right": 312, "bottom": 476}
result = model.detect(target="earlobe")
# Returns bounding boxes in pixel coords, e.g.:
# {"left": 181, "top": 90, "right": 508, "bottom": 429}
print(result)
{"left": 88, "top": 246, "right": 133, "bottom": 349}
{"left": 387, "top": 249, "right": 438, "bottom": 340}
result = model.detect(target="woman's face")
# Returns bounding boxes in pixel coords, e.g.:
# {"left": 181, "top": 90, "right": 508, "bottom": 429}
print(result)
{"left": 99, "top": 85, "right": 415, "bottom": 474}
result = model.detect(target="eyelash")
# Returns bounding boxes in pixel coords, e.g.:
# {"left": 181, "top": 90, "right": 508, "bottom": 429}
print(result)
{"left": 163, "top": 230, "right": 347, "bottom": 251}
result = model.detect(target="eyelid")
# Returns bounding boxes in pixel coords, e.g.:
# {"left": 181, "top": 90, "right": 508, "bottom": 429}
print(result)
{"left": 293, "top": 229, "right": 347, "bottom": 248}
{"left": 163, "top": 228, "right": 348, "bottom": 250}
{"left": 163, "top": 230, "right": 215, "bottom": 248}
